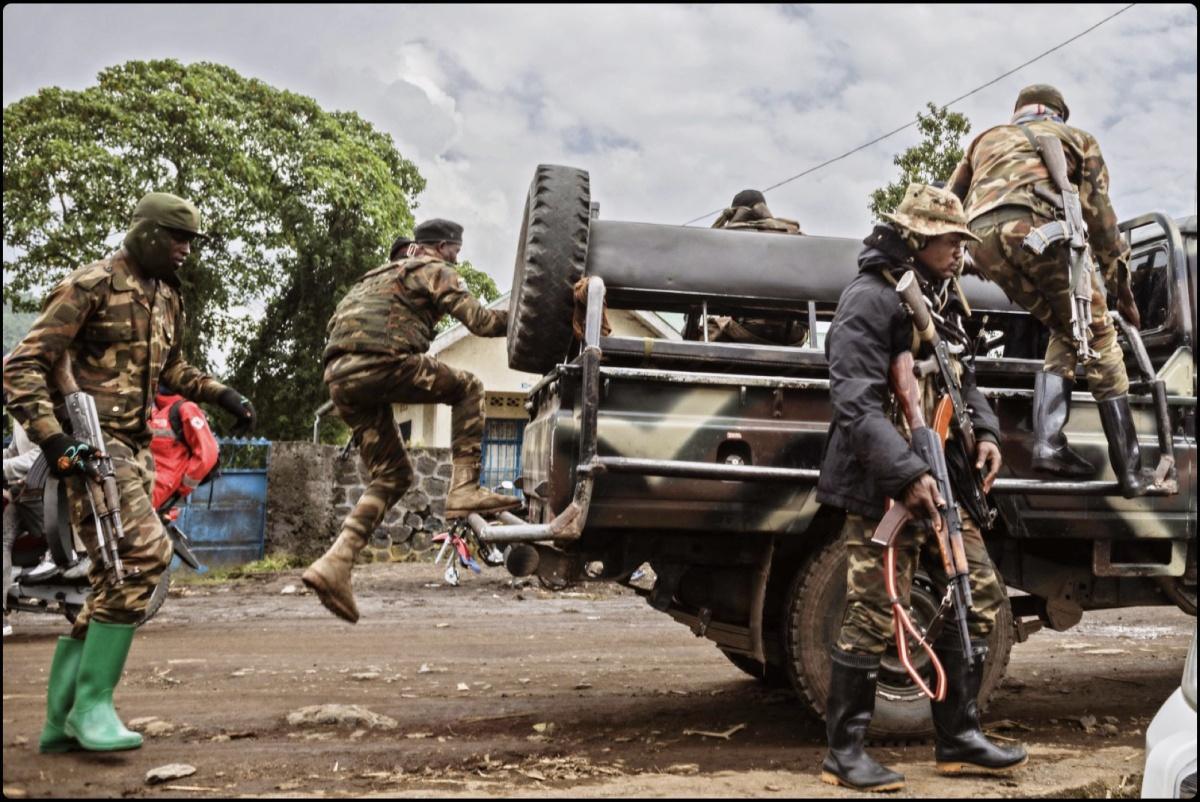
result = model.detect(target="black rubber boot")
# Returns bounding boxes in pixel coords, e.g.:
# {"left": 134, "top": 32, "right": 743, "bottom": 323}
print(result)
{"left": 1097, "top": 395, "right": 1155, "bottom": 499}
{"left": 1031, "top": 372, "right": 1095, "bottom": 477}
{"left": 931, "top": 638, "right": 1028, "bottom": 774}
{"left": 820, "top": 648, "right": 905, "bottom": 792}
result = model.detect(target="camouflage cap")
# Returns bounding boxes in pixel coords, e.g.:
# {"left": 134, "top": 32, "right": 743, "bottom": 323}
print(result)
{"left": 730, "top": 189, "right": 766, "bottom": 208}
{"left": 1014, "top": 83, "right": 1069, "bottom": 122}
{"left": 413, "top": 218, "right": 464, "bottom": 244}
{"left": 131, "top": 192, "right": 203, "bottom": 236}
{"left": 881, "top": 183, "right": 980, "bottom": 242}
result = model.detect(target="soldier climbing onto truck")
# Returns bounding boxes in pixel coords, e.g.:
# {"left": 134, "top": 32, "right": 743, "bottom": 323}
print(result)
{"left": 948, "top": 84, "right": 1161, "bottom": 498}
{"left": 302, "top": 218, "right": 521, "bottom": 624}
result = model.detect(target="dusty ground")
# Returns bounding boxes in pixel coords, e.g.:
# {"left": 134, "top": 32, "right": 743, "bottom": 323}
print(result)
{"left": 1, "top": 562, "right": 1192, "bottom": 798}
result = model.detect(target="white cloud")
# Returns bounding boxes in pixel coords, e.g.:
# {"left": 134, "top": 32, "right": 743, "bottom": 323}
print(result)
{"left": 3, "top": 2, "right": 1196, "bottom": 296}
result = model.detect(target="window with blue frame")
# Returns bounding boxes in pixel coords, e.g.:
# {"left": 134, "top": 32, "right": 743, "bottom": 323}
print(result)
{"left": 480, "top": 418, "right": 524, "bottom": 498}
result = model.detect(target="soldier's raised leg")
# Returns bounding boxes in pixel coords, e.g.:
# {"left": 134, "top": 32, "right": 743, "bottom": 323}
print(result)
{"left": 302, "top": 399, "right": 414, "bottom": 624}
{"left": 435, "top": 365, "right": 521, "bottom": 519}
{"left": 970, "top": 217, "right": 1095, "bottom": 477}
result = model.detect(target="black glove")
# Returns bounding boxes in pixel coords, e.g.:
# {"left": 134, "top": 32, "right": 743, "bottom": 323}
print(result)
{"left": 42, "top": 433, "right": 96, "bottom": 478}
{"left": 217, "top": 388, "right": 256, "bottom": 436}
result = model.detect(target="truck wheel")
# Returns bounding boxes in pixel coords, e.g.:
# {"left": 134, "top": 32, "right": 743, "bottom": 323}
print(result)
{"left": 507, "top": 164, "right": 591, "bottom": 374}
{"left": 719, "top": 648, "right": 791, "bottom": 688}
{"left": 784, "top": 535, "right": 1013, "bottom": 741}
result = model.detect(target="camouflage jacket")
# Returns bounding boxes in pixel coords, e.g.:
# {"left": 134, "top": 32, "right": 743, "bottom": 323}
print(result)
{"left": 709, "top": 216, "right": 809, "bottom": 346}
{"left": 3, "top": 251, "right": 229, "bottom": 448}
{"left": 948, "top": 118, "right": 1130, "bottom": 286}
{"left": 323, "top": 256, "right": 507, "bottom": 366}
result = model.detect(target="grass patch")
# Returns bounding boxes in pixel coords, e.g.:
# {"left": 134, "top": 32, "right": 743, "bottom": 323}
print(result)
{"left": 174, "top": 552, "right": 309, "bottom": 585}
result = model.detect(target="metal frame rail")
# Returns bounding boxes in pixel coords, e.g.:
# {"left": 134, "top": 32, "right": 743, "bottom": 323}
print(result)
{"left": 467, "top": 275, "right": 1184, "bottom": 546}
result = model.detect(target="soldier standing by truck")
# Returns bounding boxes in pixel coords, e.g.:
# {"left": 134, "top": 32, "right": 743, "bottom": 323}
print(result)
{"left": 302, "top": 218, "right": 520, "bottom": 624}
{"left": 3, "top": 192, "right": 255, "bottom": 753}
{"left": 816, "top": 184, "right": 1027, "bottom": 791}
{"left": 948, "top": 84, "right": 1154, "bottom": 498}
{"left": 700, "top": 189, "right": 809, "bottom": 347}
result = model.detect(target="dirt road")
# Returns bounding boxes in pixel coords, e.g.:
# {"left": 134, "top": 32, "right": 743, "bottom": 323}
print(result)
{"left": 2, "top": 562, "right": 1192, "bottom": 798}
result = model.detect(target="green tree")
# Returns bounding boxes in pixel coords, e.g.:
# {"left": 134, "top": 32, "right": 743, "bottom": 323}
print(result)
{"left": 869, "top": 102, "right": 970, "bottom": 218}
{"left": 3, "top": 59, "right": 425, "bottom": 440}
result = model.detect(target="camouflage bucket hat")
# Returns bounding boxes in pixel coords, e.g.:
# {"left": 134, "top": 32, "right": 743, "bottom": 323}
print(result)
{"left": 881, "top": 183, "right": 980, "bottom": 242}
{"left": 131, "top": 192, "right": 204, "bottom": 236}
{"left": 1014, "top": 83, "right": 1069, "bottom": 122}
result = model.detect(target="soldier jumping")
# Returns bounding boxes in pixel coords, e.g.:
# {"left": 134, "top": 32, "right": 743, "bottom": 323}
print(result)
{"left": 302, "top": 218, "right": 519, "bottom": 624}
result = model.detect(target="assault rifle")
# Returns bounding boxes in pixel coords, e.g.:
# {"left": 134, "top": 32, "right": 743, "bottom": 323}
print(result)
{"left": 870, "top": 271, "right": 983, "bottom": 669}
{"left": 53, "top": 353, "right": 130, "bottom": 584}
{"left": 1020, "top": 132, "right": 1097, "bottom": 362}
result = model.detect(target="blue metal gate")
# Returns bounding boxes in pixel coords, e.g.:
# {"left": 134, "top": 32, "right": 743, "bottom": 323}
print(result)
{"left": 171, "top": 438, "right": 270, "bottom": 567}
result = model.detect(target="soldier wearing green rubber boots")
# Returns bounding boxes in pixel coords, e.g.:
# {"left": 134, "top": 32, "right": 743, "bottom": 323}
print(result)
{"left": 4, "top": 192, "right": 255, "bottom": 753}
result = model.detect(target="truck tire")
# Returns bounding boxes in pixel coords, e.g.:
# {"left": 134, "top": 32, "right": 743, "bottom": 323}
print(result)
{"left": 507, "top": 164, "right": 591, "bottom": 374}
{"left": 719, "top": 648, "right": 790, "bottom": 688}
{"left": 783, "top": 535, "right": 1013, "bottom": 741}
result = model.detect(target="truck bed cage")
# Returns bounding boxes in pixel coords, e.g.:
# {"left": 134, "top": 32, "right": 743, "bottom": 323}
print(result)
{"left": 467, "top": 273, "right": 1181, "bottom": 547}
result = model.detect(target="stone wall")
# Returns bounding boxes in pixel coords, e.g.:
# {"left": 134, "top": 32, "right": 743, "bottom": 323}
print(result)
{"left": 266, "top": 441, "right": 452, "bottom": 562}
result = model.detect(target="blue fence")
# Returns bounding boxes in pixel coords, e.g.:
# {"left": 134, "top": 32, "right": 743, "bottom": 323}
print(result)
{"left": 171, "top": 437, "right": 270, "bottom": 567}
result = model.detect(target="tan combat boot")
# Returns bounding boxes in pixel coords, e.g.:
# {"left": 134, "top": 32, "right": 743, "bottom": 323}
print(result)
{"left": 444, "top": 460, "right": 522, "bottom": 519}
{"left": 301, "top": 531, "right": 366, "bottom": 624}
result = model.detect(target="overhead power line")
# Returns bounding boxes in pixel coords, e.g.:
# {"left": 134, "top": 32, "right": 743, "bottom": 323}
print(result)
{"left": 682, "top": 3, "right": 1137, "bottom": 226}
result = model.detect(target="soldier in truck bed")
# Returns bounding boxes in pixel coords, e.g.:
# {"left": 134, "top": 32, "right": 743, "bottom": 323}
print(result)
{"left": 684, "top": 189, "right": 809, "bottom": 347}
{"left": 302, "top": 218, "right": 519, "bottom": 625}
{"left": 816, "top": 184, "right": 1027, "bottom": 792}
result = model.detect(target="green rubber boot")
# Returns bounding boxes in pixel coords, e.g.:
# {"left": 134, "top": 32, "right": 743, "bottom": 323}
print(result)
{"left": 63, "top": 621, "right": 143, "bottom": 751}
{"left": 38, "top": 636, "right": 84, "bottom": 753}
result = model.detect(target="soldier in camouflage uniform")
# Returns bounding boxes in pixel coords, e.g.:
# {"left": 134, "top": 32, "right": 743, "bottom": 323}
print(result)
{"left": 816, "top": 185, "right": 1027, "bottom": 791}
{"left": 701, "top": 189, "right": 809, "bottom": 347}
{"left": 302, "top": 218, "right": 519, "bottom": 624}
{"left": 3, "top": 193, "right": 255, "bottom": 754}
{"left": 948, "top": 84, "right": 1154, "bottom": 498}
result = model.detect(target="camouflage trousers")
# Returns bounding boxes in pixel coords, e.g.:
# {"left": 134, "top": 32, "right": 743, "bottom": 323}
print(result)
{"left": 969, "top": 209, "right": 1128, "bottom": 400}
{"left": 66, "top": 438, "right": 171, "bottom": 640}
{"left": 327, "top": 353, "right": 485, "bottom": 545}
{"left": 836, "top": 510, "right": 1005, "bottom": 657}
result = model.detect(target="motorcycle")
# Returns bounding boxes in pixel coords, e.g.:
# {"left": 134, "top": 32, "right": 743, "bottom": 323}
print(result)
{"left": 5, "top": 453, "right": 203, "bottom": 627}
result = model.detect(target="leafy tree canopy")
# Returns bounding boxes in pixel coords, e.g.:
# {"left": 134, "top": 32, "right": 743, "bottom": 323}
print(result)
{"left": 869, "top": 102, "right": 970, "bottom": 219}
{"left": 3, "top": 59, "right": 425, "bottom": 440}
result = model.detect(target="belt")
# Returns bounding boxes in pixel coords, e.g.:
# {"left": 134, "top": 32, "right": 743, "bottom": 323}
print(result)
{"left": 968, "top": 205, "right": 1034, "bottom": 231}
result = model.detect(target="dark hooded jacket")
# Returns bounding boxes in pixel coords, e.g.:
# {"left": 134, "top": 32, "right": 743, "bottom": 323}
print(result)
{"left": 815, "top": 225, "right": 1000, "bottom": 519}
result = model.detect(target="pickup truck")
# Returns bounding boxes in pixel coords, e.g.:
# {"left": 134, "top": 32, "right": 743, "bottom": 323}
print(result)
{"left": 465, "top": 164, "right": 1195, "bottom": 739}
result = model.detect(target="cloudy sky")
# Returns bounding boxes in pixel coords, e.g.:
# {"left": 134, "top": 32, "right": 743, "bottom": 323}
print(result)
{"left": 3, "top": 3, "right": 1196, "bottom": 295}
